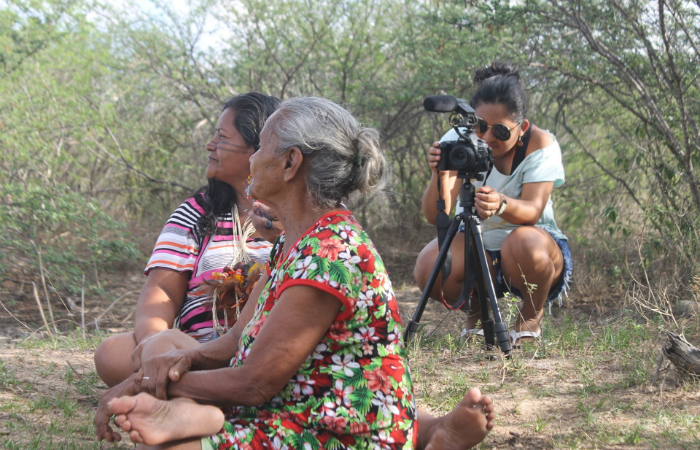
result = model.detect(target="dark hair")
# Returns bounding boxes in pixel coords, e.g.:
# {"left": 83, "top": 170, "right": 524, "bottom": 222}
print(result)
{"left": 197, "top": 92, "right": 280, "bottom": 237}
{"left": 470, "top": 62, "right": 527, "bottom": 124}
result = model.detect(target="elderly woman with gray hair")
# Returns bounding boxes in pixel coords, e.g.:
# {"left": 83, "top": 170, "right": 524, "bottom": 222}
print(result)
{"left": 105, "top": 97, "right": 495, "bottom": 450}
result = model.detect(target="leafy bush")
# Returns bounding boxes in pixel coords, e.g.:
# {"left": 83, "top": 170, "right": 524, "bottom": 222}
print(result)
{"left": 0, "top": 182, "right": 141, "bottom": 295}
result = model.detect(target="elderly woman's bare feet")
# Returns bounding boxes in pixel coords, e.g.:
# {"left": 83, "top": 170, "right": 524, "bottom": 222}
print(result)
{"left": 425, "top": 388, "right": 495, "bottom": 450}
{"left": 108, "top": 393, "right": 224, "bottom": 445}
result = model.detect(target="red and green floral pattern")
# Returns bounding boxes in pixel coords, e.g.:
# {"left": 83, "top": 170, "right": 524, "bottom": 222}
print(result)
{"left": 206, "top": 211, "right": 416, "bottom": 449}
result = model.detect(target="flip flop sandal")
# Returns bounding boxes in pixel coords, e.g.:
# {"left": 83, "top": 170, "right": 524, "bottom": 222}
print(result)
{"left": 509, "top": 330, "right": 541, "bottom": 348}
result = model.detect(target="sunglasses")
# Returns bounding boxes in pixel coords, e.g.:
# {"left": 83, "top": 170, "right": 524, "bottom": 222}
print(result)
{"left": 476, "top": 117, "right": 521, "bottom": 141}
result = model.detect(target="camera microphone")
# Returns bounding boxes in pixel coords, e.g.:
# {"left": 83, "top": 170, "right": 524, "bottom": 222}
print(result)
{"left": 423, "top": 95, "right": 458, "bottom": 113}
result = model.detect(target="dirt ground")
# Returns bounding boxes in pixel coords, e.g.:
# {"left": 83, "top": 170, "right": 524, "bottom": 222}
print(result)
{"left": 1, "top": 226, "right": 700, "bottom": 449}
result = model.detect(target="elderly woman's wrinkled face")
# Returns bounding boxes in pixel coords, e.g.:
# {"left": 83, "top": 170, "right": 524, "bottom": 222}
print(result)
{"left": 248, "top": 114, "right": 284, "bottom": 202}
{"left": 205, "top": 108, "right": 254, "bottom": 185}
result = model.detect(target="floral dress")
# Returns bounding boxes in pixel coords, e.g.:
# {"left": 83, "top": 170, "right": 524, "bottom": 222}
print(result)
{"left": 204, "top": 211, "right": 417, "bottom": 450}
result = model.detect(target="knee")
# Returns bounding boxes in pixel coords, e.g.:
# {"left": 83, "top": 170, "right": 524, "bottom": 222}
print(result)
{"left": 149, "top": 328, "right": 183, "bottom": 342}
{"left": 142, "top": 328, "right": 186, "bottom": 351}
{"left": 502, "top": 228, "right": 544, "bottom": 259}
{"left": 94, "top": 332, "right": 135, "bottom": 376}
{"left": 94, "top": 334, "right": 118, "bottom": 369}
{"left": 413, "top": 242, "right": 438, "bottom": 291}
{"left": 141, "top": 329, "right": 199, "bottom": 356}
{"left": 501, "top": 228, "right": 555, "bottom": 272}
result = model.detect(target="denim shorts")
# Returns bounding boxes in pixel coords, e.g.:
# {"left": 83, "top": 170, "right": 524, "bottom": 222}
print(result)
{"left": 485, "top": 228, "right": 573, "bottom": 310}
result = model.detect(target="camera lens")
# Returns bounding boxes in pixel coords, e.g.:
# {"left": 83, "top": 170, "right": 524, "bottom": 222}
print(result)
{"left": 449, "top": 144, "right": 475, "bottom": 170}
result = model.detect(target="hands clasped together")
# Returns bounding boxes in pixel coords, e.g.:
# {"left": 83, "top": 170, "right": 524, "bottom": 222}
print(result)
{"left": 133, "top": 348, "right": 193, "bottom": 400}
{"left": 95, "top": 338, "right": 195, "bottom": 442}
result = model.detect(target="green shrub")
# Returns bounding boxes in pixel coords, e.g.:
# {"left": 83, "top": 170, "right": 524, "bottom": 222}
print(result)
{"left": 0, "top": 181, "right": 141, "bottom": 295}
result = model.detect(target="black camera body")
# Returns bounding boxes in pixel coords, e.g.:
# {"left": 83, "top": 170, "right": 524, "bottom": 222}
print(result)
{"left": 424, "top": 95, "right": 493, "bottom": 176}
{"left": 437, "top": 133, "right": 491, "bottom": 173}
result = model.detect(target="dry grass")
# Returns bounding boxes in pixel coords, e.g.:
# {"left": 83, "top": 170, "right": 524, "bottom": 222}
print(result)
{"left": 398, "top": 286, "right": 700, "bottom": 449}
{"left": 0, "top": 287, "right": 699, "bottom": 449}
{"left": 1, "top": 227, "right": 700, "bottom": 449}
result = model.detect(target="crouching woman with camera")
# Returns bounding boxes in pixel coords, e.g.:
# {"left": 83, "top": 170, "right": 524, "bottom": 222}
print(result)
{"left": 414, "top": 62, "right": 573, "bottom": 346}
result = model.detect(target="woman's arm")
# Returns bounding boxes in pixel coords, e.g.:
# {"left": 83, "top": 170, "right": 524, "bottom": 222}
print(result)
{"left": 475, "top": 126, "right": 557, "bottom": 224}
{"left": 167, "top": 284, "right": 342, "bottom": 406}
{"left": 188, "top": 271, "right": 270, "bottom": 370}
{"left": 422, "top": 142, "right": 462, "bottom": 225}
{"left": 133, "top": 272, "right": 270, "bottom": 399}
{"left": 133, "top": 269, "right": 190, "bottom": 343}
{"left": 475, "top": 182, "right": 554, "bottom": 225}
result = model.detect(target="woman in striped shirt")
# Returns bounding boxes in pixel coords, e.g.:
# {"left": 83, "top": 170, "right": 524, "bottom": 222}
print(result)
{"left": 93, "top": 92, "right": 281, "bottom": 388}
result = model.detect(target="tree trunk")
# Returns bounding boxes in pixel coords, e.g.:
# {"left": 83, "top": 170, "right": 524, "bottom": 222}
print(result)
{"left": 663, "top": 333, "right": 700, "bottom": 376}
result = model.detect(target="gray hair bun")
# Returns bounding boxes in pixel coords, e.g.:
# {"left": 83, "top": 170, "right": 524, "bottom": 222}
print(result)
{"left": 271, "top": 97, "right": 389, "bottom": 209}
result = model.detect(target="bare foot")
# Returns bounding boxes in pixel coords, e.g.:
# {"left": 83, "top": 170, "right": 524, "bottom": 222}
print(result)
{"left": 107, "top": 393, "right": 224, "bottom": 445}
{"left": 94, "top": 373, "right": 141, "bottom": 442}
{"left": 425, "top": 388, "right": 495, "bottom": 450}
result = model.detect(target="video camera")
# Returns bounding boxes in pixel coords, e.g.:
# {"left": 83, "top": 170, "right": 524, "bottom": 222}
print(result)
{"left": 423, "top": 95, "right": 493, "bottom": 175}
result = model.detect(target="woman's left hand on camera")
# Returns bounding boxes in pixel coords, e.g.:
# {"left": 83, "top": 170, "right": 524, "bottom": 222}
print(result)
{"left": 427, "top": 142, "right": 442, "bottom": 173}
{"left": 475, "top": 186, "right": 503, "bottom": 220}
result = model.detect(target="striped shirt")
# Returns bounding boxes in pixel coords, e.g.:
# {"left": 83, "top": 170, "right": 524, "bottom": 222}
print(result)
{"left": 145, "top": 194, "right": 273, "bottom": 343}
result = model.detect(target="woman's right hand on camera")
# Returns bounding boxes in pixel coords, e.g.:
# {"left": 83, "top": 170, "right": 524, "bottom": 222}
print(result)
{"left": 136, "top": 348, "right": 194, "bottom": 400}
{"left": 428, "top": 142, "right": 442, "bottom": 173}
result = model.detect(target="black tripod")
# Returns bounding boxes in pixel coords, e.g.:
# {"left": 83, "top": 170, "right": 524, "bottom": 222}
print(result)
{"left": 404, "top": 173, "right": 512, "bottom": 356}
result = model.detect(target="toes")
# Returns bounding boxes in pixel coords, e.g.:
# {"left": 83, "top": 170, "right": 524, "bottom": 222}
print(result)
{"left": 461, "top": 387, "right": 483, "bottom": 408}
{"left": 121, "top": 419, "right": 133, "bottom": 432}
{"left": 129, "top": 430, "right": 145, "bottom": 444}
{"left": 114, "top": 414, "right": 127, "bottom": 427}
{"left": 483, "top": 402, "right": 495, "bottom": 414}
{"left": 480, "top": 394, "right": 493, "bottom": 407}
{"left": 107, "top": 395, "right": 138, "bottom": 416}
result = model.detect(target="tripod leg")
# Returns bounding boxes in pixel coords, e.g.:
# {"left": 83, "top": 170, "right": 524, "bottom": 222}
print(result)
{"left": 471, "top": 245, "right": 495, "bottom": 348}
{"left": 468, "top": 218, "right": 511, "bottom": 355}
{"left": 405, "top": 216, "right": 463, "bottom": 343}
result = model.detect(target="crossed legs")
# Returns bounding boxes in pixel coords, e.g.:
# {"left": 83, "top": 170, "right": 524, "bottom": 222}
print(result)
{"left": 93, "top": 330, "right": 202, "bottom": 445}
{"left": 97, "top": 330, "right": 496, "bottom": 449}
{"left": 107, "top": 388, "right": 495, "bottom": 450}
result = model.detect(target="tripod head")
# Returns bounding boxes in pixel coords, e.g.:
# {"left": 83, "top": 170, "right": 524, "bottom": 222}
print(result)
{"left": 456, "top": 171, "right": 485, "bottom": 181}
{"left": 453, "top": 170, "right": 490, "bottom": 218}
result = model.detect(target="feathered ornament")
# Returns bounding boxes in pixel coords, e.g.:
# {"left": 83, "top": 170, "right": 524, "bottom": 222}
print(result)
{"left": 206, "top": 205, "right": 263, "bottom": 335}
